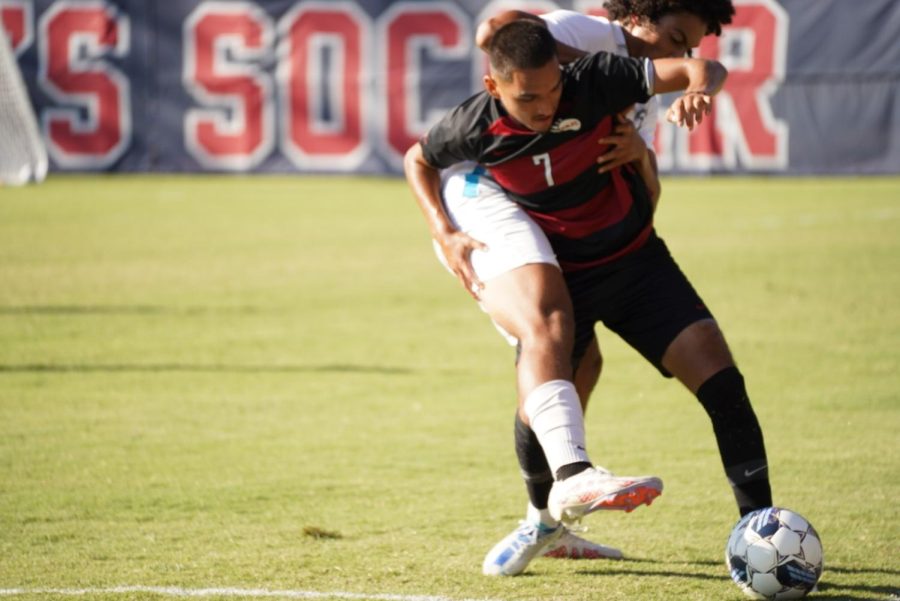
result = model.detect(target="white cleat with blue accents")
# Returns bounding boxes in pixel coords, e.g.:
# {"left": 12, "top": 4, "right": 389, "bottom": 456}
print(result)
{"left": 482, "top": 520, "right": 563, "bottom": 576}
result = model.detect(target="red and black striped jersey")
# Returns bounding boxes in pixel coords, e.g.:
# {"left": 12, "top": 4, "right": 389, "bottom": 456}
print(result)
{"left": 420, "top": 52, "right": 655, "bottom": 271}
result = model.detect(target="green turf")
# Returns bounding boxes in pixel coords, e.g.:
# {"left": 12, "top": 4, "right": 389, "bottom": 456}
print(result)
{"left": 0, "top": 175, "right": 897, "bottom": 601}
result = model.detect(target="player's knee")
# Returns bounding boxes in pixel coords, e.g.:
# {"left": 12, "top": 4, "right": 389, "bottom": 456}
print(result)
{"left": 518, "top": 306, "right": 572, "bottom": 351}
{"left": 690, "top": 319, "right": 731, "bottom": 356}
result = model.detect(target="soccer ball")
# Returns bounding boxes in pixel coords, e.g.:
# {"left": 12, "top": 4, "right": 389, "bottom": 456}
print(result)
{"left": 726, "top": 507, "right": 823, "bottom": 600}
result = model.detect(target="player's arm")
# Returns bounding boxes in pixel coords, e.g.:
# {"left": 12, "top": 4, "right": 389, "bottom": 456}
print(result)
{"left": 475, "top": 10, "right": 587, "bottom": 63}
{"left": 596, "top": 111, "right": 661, "bottom": 208}
{"left": 651, "top": 57, "right": 728, "bottom": 130}
{"left": 593, "top": 55, "right": 724, "bottom": 207}
{"left": 403, "top": 143, "right": 487, "bottom": 299}
{"left": 644, "top": 149, "right": 660, "bottom": 212}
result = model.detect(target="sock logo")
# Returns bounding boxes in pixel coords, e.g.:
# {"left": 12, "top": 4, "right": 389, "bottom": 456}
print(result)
{"left": 744, "top": 464, "right": 768, "bottom": 478}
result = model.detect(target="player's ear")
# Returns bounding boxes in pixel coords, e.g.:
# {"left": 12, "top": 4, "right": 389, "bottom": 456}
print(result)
{"left": 483, "top": 74, "right": 501, "bottom": 99}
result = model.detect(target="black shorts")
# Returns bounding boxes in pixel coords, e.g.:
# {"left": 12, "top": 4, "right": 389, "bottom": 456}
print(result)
{"left": 564, "top": 232, "right": 714, "bottom": 377}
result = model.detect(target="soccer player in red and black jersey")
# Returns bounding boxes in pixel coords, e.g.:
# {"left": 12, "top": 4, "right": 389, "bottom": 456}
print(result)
{"left": 406, "top": 19, "right": 771, "bottom": 576}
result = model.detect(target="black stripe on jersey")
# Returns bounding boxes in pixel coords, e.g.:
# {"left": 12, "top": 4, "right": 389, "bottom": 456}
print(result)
{"left": 542, "top": 202, "right": 651, "bottom": 263}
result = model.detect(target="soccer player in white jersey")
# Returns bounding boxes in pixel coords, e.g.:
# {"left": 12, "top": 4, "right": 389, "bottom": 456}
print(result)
{"left": 430, "top": 1, "right": 761, "bottom": 577}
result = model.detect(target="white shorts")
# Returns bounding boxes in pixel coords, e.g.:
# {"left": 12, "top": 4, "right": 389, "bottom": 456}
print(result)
{"left": 435, "top": 162, "right": 559, "bottom": 282}
{"left": 435, "top": 163, "right": 560, "bottom": 346}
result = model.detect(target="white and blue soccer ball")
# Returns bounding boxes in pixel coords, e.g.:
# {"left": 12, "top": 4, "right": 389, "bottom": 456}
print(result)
{"left": 726, "top": 507, "right": 824, "bottom": 600}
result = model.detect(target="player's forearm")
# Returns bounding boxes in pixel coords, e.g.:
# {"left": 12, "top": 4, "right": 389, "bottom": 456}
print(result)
{"left": 403, "top": 143, "right": 456, "bottom": 239}
{"left": 475, "top": 10, "right": 585, "bottom": 63}
{"left": 652, "top": 58, "right": 728, "bottom": 96}
{"left": 637, "top": 150, "right": 661, "bottom": 211}
{"left": 476, "top": 10, "right": 543, "bottom": 51}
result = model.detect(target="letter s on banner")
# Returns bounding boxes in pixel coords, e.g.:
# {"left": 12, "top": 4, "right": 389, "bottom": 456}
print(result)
{"left": 38, "top": 1, "right": 131, "bottom": 169}
{"left": 183, "top": 1, "right": 275, "bottom": 171}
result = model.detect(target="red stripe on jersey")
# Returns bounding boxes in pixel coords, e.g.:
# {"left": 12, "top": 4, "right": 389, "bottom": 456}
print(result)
{"left": 486, "top": 116, "right": 534, "bottom": 137}
{"left": 488, "top": 117, "right": 614, "bottom": 195}
{"left": 557, "top": 223, "right": 653, "bottom": 272}
{"left": 522, "top": 169, "right": 634, "bottom": 238}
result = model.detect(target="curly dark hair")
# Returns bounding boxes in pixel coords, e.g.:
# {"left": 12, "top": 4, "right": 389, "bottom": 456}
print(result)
{"left": 605, "top": 0, "right": 735, "bottom": 36}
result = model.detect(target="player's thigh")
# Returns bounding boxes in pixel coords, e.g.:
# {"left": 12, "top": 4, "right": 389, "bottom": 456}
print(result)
{"left": 439, "top": 163, "right": 559, "bottom": 282}
{"left": 597, "top": 235, "right": 717, "bottom": 378}
{"left": 478, "top": 262, "right": 574, "bottom": 345}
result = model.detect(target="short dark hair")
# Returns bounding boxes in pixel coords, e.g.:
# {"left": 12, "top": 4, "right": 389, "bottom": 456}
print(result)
{"left": 488, "top": 20, "right": 558, "bottom": 81}
{"left": 605, "top": 0, "right": 735, "bottom": 36}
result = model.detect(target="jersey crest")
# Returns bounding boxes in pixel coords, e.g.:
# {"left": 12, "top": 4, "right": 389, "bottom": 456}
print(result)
{"left": 550, "top": 118, "right": 582, "bottom": 133}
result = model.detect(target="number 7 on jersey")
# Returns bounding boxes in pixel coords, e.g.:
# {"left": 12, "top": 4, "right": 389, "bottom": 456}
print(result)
{"left": 533, "top": 153, "right": 555, "bottom": 186}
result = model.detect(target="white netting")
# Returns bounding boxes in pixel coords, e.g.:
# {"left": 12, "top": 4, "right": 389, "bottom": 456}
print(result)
{"left": 0, "top": 30, "right": 47, "bottom": 186}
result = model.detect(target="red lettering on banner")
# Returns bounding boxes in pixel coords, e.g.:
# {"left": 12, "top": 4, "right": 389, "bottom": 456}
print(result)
{"left": 667, "top": 0, "right": 789, "bottom": 170}
{"left": 279, "top": 1, "right": 368, "bottom": 170}
{"left": 379, "top": 2, "right": 470, "bottom": 166}
{"left": 474, "top": 0, "right": 561, "bottom": 21}
{"left": 38, "top": 2, "right": 131, "bottom": 168}
{"left": 0, "top": 0, "right": 31, "bottom": 53}
{"left": 572, "top": 1, "right": 608, "bottom": 18}
{"left": 184, "top": 2, "right": 274, "bottom": 170}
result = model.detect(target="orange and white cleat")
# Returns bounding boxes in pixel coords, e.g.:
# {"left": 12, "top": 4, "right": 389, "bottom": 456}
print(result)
{"left": 548, "top": 466, "right": 662, "bottom": 523}
{"left": 542, "top": 528, "right": 624, "bottom": 560}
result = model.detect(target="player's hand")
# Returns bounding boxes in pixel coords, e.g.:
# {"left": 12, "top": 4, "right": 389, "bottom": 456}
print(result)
{"left": 436, "top": 230, "right": 488, "bottom": 299}
{"left": 596, "top": 112, "right": 647, "bottom": 173}
{"left": 666, "top": 92, "right": 713, "bottom": 130}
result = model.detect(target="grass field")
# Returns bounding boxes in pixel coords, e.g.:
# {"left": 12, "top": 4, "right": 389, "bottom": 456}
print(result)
{"left": 0, "top": 175, "right": 898, "bottom": 601}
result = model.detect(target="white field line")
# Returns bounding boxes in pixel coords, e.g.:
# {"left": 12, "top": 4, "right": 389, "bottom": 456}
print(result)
{"left": 737, "top": 206, "right": 900, "bottom": 231}
{"left": 0, "top": 587, "right": 504, "bottom": 601}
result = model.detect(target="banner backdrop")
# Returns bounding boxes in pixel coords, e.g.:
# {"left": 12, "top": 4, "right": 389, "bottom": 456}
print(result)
{"left": 3, "top": 0, "right": 899, "bottom": 175}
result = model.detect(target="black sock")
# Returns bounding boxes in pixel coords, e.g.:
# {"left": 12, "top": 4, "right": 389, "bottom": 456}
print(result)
{"left": 514, "top": 413, "right": 553, "bottom": 509}
{"left": 555, "top": 461, "right": 592, "bottom": 482}
{"left": 696, "top": 366, "right": 773, "bottom": 516}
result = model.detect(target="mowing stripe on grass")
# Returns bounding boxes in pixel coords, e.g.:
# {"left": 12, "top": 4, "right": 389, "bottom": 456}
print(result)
{"left": 0, "top": 587, "right": 504, "bottom": 601}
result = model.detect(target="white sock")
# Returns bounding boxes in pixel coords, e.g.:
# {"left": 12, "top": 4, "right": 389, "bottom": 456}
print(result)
{"left": 522, "top": 379, "right": 590, "bottom": 476}
{"left": 527, "top": 503, "right": 560, "bottom": 530}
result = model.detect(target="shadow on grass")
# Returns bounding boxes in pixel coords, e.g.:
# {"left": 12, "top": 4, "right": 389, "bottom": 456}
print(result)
{"left": 814, "top": 563, "right": 900, "bottom": 601}
{"left": 808, "top": 582, "right": 899, "bottom": 601}
{"left": 0, "top": 363, "right": 412, "bottom": 375}
{"left": 826, "top": 565, "right": 900, "bottom": 577}
{"left": 576, "top": 557, "right": 726, "bottom": 582}
{"left": 0, "top": 305, "right": 264, "bottom": 315}
{"left": 578, "top": 559, "right": 899, "bottom": 601}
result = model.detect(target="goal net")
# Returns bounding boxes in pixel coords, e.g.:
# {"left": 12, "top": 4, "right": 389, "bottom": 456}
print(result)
{"left": 0, "top": 29, "right": 47, "bottom": 186}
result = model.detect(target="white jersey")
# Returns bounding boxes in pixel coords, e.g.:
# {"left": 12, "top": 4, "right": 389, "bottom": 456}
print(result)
{"left": 541, "top": 11, "right": 658, "bottom": 146}
{"left": 436, "top": 11, "right": 659, "bottom": 333}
